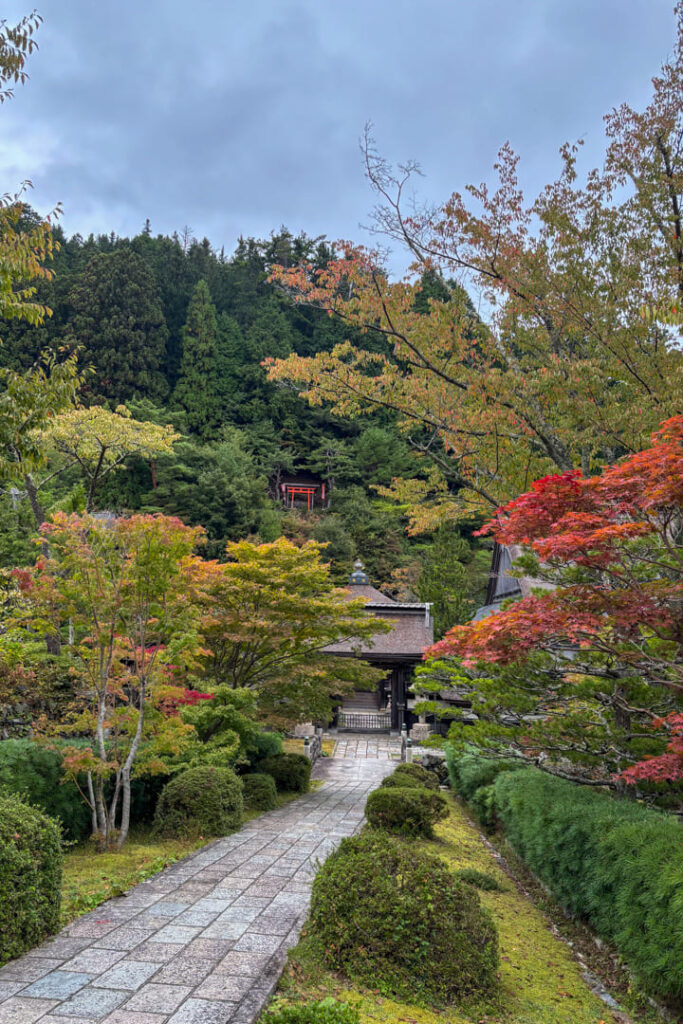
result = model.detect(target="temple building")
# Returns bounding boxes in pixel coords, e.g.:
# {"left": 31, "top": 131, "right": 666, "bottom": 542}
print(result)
{"left": 325, "top": 562, "right": 434, "bottom": 732}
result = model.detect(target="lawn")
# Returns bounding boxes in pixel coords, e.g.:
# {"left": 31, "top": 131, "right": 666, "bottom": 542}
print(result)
{"left": 273, "top": 795, "right": 661, "bottom": 1024}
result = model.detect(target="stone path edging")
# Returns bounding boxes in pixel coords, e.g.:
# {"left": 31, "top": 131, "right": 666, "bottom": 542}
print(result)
{"left": 0, "top": 735, "right": 400, "bottom": 1024}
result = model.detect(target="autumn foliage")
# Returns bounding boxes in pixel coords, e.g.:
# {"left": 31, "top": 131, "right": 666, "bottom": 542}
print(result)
{"left": 429, "top": 416, "right": 683, "bottom": 786}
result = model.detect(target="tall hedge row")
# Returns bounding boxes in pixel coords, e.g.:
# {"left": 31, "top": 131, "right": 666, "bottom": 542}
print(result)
{"left": 0, "top": 794, "right": 63, "bottom": 963}
{"left": 446, "top": 749, "right": 683, "bottom": 999}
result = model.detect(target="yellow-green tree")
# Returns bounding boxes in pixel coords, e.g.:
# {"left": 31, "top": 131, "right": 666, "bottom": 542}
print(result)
{"left": 39, "top": 405, "right": 179, "bottom": 515}
{"left": 196, "top": 537, "right": 390, "bottom": 727}
{"left": 0, "top": 12, "right": 80, "bottom": 490}
{"left": 267, "top": 8, "right": 683, "bottom": 530}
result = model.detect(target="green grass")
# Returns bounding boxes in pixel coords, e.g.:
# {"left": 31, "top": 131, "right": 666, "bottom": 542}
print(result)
{"left": 273, "top": 795, "right": 661, "bottom": 1024}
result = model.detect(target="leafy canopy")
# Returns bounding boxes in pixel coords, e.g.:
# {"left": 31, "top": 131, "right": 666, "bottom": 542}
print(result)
{"left": 266, "top": 10, "right": 683, "bottom": 529}
{"left": 195, "top": 536, "right": 390, "bottom": 726}
{"left": 427, "top": 416, "right": 683, "bottom": 791}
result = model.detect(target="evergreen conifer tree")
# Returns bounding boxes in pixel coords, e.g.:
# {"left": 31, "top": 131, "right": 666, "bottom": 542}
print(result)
{"left": 67, "top": 248, "right": 169, "bottom": 402}
{"left": 173, "top": 279, "right": 221, "bottom": 437}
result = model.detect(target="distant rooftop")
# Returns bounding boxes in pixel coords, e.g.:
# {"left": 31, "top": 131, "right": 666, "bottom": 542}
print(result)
{"left": 328, "top": 561, "right": 433, "bottom": 661}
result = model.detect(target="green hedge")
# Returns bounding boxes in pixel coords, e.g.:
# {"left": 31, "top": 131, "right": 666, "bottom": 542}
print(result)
{"left": 448, "top": 753, "right": 683, "bottom": 1000}
{"left": 444, "top": 747, "right": 520, "bottom": 801}
{"left": 0, "top": 794, "right": 63, "bottom": 963}
{"left": 492, "top": 769, "right": 683, "bottom": 997}
{"left": 0, "top": 739, "right": 91, "bottom": 841}
{"left": 154, "top": 766, "right": 243, "bottom": 838}
{"left": 259, "top": 753, "right": 311, "bottom": 793}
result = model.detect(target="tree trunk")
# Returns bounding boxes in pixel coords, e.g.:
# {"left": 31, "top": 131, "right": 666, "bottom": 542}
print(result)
{"left": 117, "top": 769, "right": 132, "bottom": 849}
{"left": 23, "top": 473, "right": 46, "bottom": 531}
{"left": 116, "top": 681, "right": 147, "bottom": 849}
{"left": 86, "top": 772, "right": 98, "bottom": 836}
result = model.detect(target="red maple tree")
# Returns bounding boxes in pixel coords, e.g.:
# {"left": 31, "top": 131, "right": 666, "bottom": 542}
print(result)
{"left": 429, "top": 416, "right": 683, "bottom": 784}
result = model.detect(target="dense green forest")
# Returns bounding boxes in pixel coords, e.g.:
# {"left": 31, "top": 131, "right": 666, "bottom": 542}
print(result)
{"left": 0, "top": 212, "right": 488, "bottom": 635}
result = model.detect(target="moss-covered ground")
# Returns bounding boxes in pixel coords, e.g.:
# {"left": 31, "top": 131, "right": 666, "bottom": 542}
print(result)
{"left": 275, "top": 795, "right": 661, "bottom": 1024}
{"left": 283, "top": 737, "right": 337, "bottom": 756}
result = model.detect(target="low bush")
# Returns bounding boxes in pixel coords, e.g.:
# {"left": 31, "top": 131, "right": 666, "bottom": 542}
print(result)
{"left": 366, "top": 785, "right": 448, "bottom": 838}
{"left": 261, "top": 997, "right": 360, "bottom": 1024}
{"left": 492, "top": 767, "right": 683, "bottom": 999}
{"left": 456, "top": 867, "right": 507, "bottom": 892}
{"left": 259, "top": 753, "right": 311, "bottom": 793}
{"left": 310, "top": 831, "right": 499, "bottom": 1005}
{"left": 379, "top": 773, "right": 424, "bottom": 791}
{"left": 154, "top": 765, "right": 243, "bottom": 838}
{"left": 242, "top": 772, "right": 278, "bottom": 811}
{"left": 0, "top": 739, "right": 91, "bottom": 841}
{"left": 393, "top": 762, "right": 440, "bottom": 790}
{"left": 0, "top": 794, "right": 62, "bottom": 963}
{"left": 445, "top": 747, "right": 520, "bottom": 801}
{"left": 245, "top": 731, "right": 283, "bottom": 769}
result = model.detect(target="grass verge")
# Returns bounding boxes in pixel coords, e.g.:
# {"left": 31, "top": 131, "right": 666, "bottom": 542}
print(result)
{"left": 273, "top": 795, "right": 661, "bottom": 1024}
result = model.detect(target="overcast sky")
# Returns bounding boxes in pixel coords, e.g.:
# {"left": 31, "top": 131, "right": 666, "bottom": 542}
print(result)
{"left": 1, "top": 1, "right": 676, "bottom": 273}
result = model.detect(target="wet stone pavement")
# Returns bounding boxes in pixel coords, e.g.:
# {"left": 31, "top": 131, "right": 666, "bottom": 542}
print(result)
{"left": 0, "top": 735, "right": 401, "bottom": 1024}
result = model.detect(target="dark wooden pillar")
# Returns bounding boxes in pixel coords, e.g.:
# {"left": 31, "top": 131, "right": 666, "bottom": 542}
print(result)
{"left": 390, "top": 668, "right": 399, "bottom": 730}
{"left": 397, "top": 666, "right": 406, "bottom": 731}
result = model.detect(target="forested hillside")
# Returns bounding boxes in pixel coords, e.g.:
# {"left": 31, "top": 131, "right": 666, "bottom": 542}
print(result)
{"left": 0, "top": 214, "right": 488, "bottom": 634}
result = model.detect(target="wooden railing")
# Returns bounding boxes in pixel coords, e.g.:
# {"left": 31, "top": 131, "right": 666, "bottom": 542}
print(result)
{"left": 338, "top": 710, "right": 391, "bottom": 731}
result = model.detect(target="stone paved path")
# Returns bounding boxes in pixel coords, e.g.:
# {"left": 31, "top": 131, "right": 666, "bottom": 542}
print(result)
{"left": 0, "top": 735, "right": 401, "bottom": 1024}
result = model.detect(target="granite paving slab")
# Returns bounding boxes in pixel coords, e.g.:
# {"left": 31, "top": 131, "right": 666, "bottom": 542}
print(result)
{"left": 0, "top": 733, "right": 399, "bottom": 1022}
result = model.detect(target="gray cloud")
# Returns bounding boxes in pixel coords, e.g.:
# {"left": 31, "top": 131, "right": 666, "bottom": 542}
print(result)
{"left": 0, "top": 0, "right": 675, "bottom": 270}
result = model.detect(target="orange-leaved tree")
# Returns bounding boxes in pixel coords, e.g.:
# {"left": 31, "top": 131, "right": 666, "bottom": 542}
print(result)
{"left": 266, "top": 6, "right": 683, "bottom": 530}
{"left": 12, "top": 513, "right": 207, "bottom": 849}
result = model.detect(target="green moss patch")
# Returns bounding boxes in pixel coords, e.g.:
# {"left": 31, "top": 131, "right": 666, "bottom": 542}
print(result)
{"left": 276, "top": 796, "right": 642, "bottom": 1024}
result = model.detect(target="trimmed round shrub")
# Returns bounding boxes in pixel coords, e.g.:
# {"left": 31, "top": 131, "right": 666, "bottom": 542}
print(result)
{"left": 259, "top": 753, "right": 311, "bottom": 793}
{"left": 310, "top": 831, "right": 499, "bottom": 1005}
{"left": 0, "top": 794, "right": 63, "bottom": 963}
{"left": 262, "top": 998, "right": 360, "bottom": 1024}
{"left": 242, "top": 772, "right": 278, "bottom": 811}
{"left": 393, "top": 762, "right": 440, "bottom": 790}
{"left": 366, "top": 785, "right": 448, "bottom": 838}
{"left": 380, "top": 773, "right": 420, "bottom": 790}
{"left": 154, "top": 766, "right": 243, "bottom": 838}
